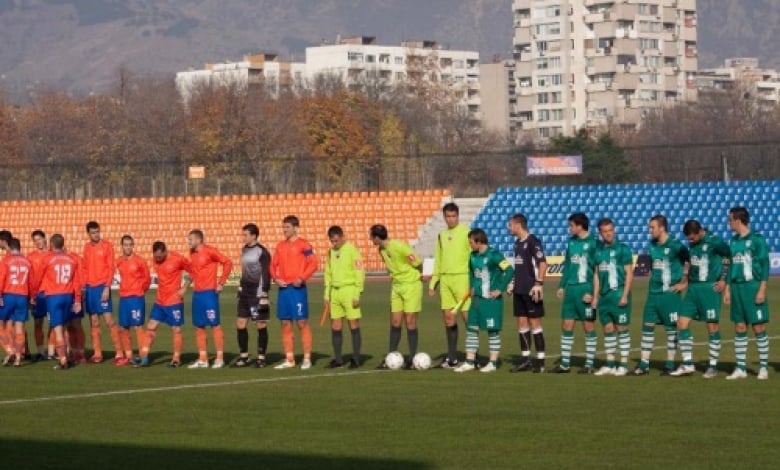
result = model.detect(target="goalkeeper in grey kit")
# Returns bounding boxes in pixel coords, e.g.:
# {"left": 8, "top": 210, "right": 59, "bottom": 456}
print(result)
{"left": 233, "top": 223, "right": 273, "bottom": 368}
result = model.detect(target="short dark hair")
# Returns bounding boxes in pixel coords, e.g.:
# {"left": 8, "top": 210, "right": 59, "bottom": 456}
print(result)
{"left": 86, "top": 221, "right": 100, "bottom": 232}
{"left": 243, "top": 223, "right": 259, "bottom": 237}
{"left": 511, "top": 213, "right": 528, "bottom": 230}
{"left": 370, "top": 224, "right": 388, "bottom": 240}
{"left": 31, "top": 230, "right": 46, "bottom": 240}
{"left": 468, "top": 228, "right": 488, "bottom": 245}
{"left": 50, "top": 234, "right": 65, "bottom": 249}
{"left": 0, "top": 230, "right": 12, "bottom": 244}
{"left": 650, "top": 214, "right": 668, "bottom": 230}
{"left": 283, "top": 215, "right": 300, "bottom": 227}
{"left": 152, "top": 241, "right": 166, "bottom": 253}
{"left": 597, "top": 218, "right": 614, "bottom": 229}
{"left": 8, "top": 237, "right": 21, "bottom": 251}
{"left": 568, "top": 213, "right": 589, "bottom": 231}
{"left": 729, "top": 206, "right": 750, "bottom": 225}
{"left": 442, "top": 202, "right": 459, "bottom": 215}
{"left": 121, "top": 235, "right": 134, "bottom": 244}
{"left": 189, "top": 229, "right": 204, "bottom": 241}
{"left": 682, "top": 219, "right": 703, "bottom": 236}
{"left": 327, "top": 225, "right": 344, "bottom": 238}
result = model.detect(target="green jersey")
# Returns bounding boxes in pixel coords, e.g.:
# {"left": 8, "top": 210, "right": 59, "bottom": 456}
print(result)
{"left": 594, "top": 240, "right": 633, "bottom": 295}
{"left": 728, "top": 231, "right": 769, "bottom": 283}
{"left": 324, "top": 242, "right": 365, "bottom": 301}
{"left": 429, "top": 224, "right": 471, "bottom": 290}
{"left": 469, "top": 247, "right": 514, "bottom": 298}
{"left": 380, "top": 239, "right": 422, "bottom": 284}
{"left": 648, "top": 236, "right": 690, "bottom": 293}
{"left": 688, "top": 231, "right": 730, "bottom": 283}
{"left": 559, "top": 234, "right": 598, "bottom": 288}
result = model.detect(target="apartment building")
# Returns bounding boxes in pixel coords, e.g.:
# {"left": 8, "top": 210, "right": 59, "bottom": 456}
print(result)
{"left": 176, "top": 53, "right": 306, "bottom": 102}
{"left": 480, "top": 60, "right": 519, "bottom": 141}
{"left": 512, "top": 0, "right": 698, "bottom": 141}
{"left": 306, "top": 36, "right": 482, "bottom": 121}
{"left": 697, "top": 58, "right": 780, "bottom": 106}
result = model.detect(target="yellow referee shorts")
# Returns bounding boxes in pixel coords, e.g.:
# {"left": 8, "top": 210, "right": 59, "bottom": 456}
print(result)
{"left": 439, "top": 274, "right": 471, "bottom": 312}
{"left": 391, "top": 281, "right": 422, "bottom": 314}
{"left": 328, "top": 285, "right": 362, "bottom": 320}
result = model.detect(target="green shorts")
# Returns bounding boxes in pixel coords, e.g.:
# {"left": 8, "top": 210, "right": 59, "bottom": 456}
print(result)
{"left": 328, "top": 285, "right": 361, "bottom": 320}
{"left": 681, "top": 282, "right": 722, "bottom": 322}
{"left": 597, "top": 289, "right": 631, "bottom": 327}
{"left": 730, "top": 281, "right": 770, "bottom": 325}
{"left": 642, "top": 291, "right": 682, "bottom": 326}
{"left": 439, "top": 274, "right": 471, "bottom": 312}
{"left": 391, "top": 281, "right": 422, "bottom": 313}
{"left": 561, "top": 284, "right": 595, "bottom": 322}
{"left": 467, "top": 296, "right": 503, "bottom": 331}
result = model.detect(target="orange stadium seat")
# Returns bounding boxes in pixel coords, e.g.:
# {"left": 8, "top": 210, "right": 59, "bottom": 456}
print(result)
{"left": 1, "top": 189, "right": 450, "bottom": 273}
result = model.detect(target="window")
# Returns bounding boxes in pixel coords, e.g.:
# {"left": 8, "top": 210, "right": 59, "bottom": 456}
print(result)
{"left": 366, "top": 55, "right": 375, "bottom": 63}
{"left": 538, "top": 110, "right": 550, "bottom": 121}
{"left": 538, "top": 127, "right": 550, "bottom": 138}
{"left": 547, "top": 5, "right": 561, "bottom": 17}
{"left": 395, "top": 72, "right": 405, "bottom": 80}
{"left": 639, "top": 21, "right": 662, "bottom": 33}
{"left": 638, "top": 89, "right": 660, "bottom": 101}
{"left": 536, "top": 22, "right": 561, "bottom": 35}
{"left": 537, "top": 93, "right": 549, "bottom": 104}
{"left": 394, "top": 56, "right": 404, "bottom": 65}
{"left": 549, "top": 57, "right": 562, "bottom": 68}
{"left": 551, "top": 91, "right": 562, "bottom": 103}
{"left": 638, "top": 3, "right": 659, "bottom": 15}
{"left": 536, "top": 41, "right": 548, "bottom": 54}
{"left": 551, "top": 109, "right": 563, "bottom": 121}
{"left": 537, "top": 58, "right": 549, "bottom": 70}
{"left": 551, "top": 74, "right": 563, "bottom": 85}
{"left": 640, "top": 73, "right": 659, "bottom": 84}
{"left": 640, "top": 56, "right": 661, "bottom": 68}
{"left": 537, "top": 75, "right": 548, "bottom": 87}
{"left": 639, "top": 38, "right": 659, "bottom": 50}
{"left": 348, "top": 52, "right": 363, "bottom": 62}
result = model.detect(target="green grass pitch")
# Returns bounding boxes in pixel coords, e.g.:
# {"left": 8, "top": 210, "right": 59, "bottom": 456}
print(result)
{"left": 1, "top": 278, "right": 779, "bottom": 469}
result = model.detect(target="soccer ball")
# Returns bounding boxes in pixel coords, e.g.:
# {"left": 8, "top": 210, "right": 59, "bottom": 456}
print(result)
{"left": 412, "top": 352, "right": 432, "bottom": 371}
{"left": 384, "top": 351, "right": 405, "bottom": 370}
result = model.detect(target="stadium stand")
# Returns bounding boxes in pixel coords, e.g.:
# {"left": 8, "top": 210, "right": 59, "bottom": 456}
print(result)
{"left": 0, "top": 189, "right": 451, "bottom": 273}
{"left": 473, "top": 180, "right": 780, "bottom": 257}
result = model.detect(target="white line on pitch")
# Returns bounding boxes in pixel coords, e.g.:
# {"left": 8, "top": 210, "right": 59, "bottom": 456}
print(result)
{"left": 0, "top": 369, "right": 384, "bottom": 407}
{"left": 0, "top": 335, "right": 777, "bottom": 407}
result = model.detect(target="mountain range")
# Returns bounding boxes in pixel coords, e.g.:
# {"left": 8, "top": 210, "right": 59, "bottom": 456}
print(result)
{"left": 0, "top": 0, "right": 777, "bottom": 96}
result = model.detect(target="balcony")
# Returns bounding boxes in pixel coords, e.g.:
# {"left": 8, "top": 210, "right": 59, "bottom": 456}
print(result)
{"left": 663, "top": 7, "right": 677, "bottom": 23}
{"left": 584, "top": 12, "right": 605, "bottom": 23}
{"left": 679, "top": 26, "right": 696, "bottom": 42}
{"left": 516, "top": 60, "right": 532, "bottom": 77}
{"left": 586, "top": 82, "right": 608, "bottom": 93}
{"left": 615, "top": 73, "right": 640, "bottom": 90}
{"left": 594, "top": 21, "right": 615, "bottom": 38}
{"left": 678, "top": 0, "right": 696, "bottom": 11}
{"left": 515, "top": 94, "right": 534, "bottom": 110}
{"left": 663, "top": 41, "right": 678, "bottom": 57}
{"left": 613, "top": 3, "right": 639, "bottom": 21}
{"left": 514, "top": 28, "right": 532, "bottom": 45}
{"left": 613, "top": 38, "right": 637, "bottom": 56}
{"left": 593, "top": 55, "right": 617, "bottom": 73}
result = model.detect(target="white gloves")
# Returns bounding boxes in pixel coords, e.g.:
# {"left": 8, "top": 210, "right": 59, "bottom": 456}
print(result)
{"left": 529, "top": 284, "right": 543, "bottom": 302}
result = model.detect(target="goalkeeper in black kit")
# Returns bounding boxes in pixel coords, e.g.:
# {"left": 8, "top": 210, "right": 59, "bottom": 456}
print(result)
{"left": 233, "top": 223, "right": 273, "bottom": 368}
